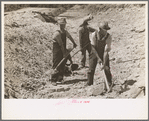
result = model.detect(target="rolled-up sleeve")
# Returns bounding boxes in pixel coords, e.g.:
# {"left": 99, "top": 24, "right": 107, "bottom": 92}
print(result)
{"left": 105, "top": 35, "right": 112, "bottom": 52}
{"left": 53, "top": 31, "right": 59, "bottom": 41}
{"left": 53, "top": 31, "right": 62, "bottom": 46}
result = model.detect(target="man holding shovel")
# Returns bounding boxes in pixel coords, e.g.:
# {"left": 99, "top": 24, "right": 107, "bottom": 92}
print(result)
{"left": 79, "top": 14, "right": 96, "bottom": 68}
{"left": 87, "top": 21, "right": 112, "bottom": 90}
{"left": 51, "top": 18, "right": 77, "bottom": 86}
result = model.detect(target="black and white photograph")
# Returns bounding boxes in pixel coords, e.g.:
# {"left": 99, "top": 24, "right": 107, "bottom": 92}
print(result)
{"left": 2, "top": 1, "right": 148, "bottom": 119}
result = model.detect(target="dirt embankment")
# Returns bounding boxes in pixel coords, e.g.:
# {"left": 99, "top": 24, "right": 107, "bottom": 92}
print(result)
{"left": 4, "top": 4, "right": 75, "bottom": 12}
{"left": 4, "top": 4, "right": 146, "bottom": 99}
{"left": 4, "top": 8, "right": 63, "bottom": 98}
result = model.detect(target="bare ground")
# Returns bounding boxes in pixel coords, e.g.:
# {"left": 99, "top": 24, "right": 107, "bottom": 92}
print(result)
{"left": 4, "top": 5, "right": 146, "bottom": 99}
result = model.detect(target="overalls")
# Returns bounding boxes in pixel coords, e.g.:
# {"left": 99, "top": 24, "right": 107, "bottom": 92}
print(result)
{"left": 87, "top": 31, "right": 112, "bottom": 85}
{"left": 80, "top": 27, "right": 91, "bottom": 67}
{"left": 52, "top": 30, "right": 67, "bottom": 82}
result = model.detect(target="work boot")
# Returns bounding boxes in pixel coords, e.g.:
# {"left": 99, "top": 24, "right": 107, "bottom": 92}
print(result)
{"left": 86, "top": 70, "right": 94, "bottom": 86}
{"left": 50, "top": 70, "right": 59, "bottom": 86}
{"left": 51, "top": 76, "right": 57, "bottom": 86}
{"left": 56, "top": 75, "right": 64, "bottom": 84}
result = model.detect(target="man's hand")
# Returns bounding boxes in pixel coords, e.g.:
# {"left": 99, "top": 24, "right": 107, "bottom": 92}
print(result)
{"left": 88, "top": 14, "right": 94, "bottom": 20}
{"left": 98, "top": 60, "right": 102, "bottom": 65}
{"left": 101, "top": 64, "right": 109, "bottom": 71}
{"left": 73, "top": 43, "right": 77, "bottom": 48}
{"left": 101, "top": 64, "right": 106, "bottom": 71}
{"left": 64, "top": 49, "right": 71, "bottom": 58}
{"left": 63, "top": 53, "right": 67, "bottom": 58}
{"left": 52, "top": 68, "right": 58, "bottom": 74}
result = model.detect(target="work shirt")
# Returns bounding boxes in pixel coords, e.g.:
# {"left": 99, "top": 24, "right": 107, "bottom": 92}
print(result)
{"left": 79, "top": 26, "right": 95, "bottom": 48}
{"left": 53, "top": 30, "right": 73, "bottom": 53}
{"left": 52, "top": 30, "right": 67, "bottom": 69}
{"left": 90, "top": 29, "right": 112, "bottom": 58}
{"left": 53, "top": 30, "right": 66, "bottom": 54}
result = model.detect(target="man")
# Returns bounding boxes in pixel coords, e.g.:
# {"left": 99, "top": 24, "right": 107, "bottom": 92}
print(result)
{"left": 51, "top": 18, "right": 77, "bottom": 86}
{"left": 79, "top": 14, "right": 96, "bottom": 68}
{"left": 87, "top": 21, "right": 112, "bottom": 87}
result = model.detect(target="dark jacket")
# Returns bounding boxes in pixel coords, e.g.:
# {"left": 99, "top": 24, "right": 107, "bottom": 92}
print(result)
{"left": 79, "top": 26, "right": 95, "bottom": 48}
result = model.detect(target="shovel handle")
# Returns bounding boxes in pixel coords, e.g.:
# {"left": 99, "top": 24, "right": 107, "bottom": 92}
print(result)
{"left": 91, "top": 45, "right": 110, "bottom": 91}
{"left": 54, "top": 48, "right": 74, "bottom": 70}
{"left": 55, "top": 43, "right": 89, "bottom": 70}
{"left": 100, "top": 64, "right": 110, "bottom": 92}
{"left": 71, "top": 42, "right": 90, "bottom": 58}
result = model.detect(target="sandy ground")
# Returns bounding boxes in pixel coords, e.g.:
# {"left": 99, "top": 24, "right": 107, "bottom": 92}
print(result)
{"left": 4, "top": 5, "right": 146, "bottom": 99}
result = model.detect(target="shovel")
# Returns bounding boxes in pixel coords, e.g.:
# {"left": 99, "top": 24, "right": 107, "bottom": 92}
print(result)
{"left": 54, "top": 47, "right": 75, "bottom": 70}
{"left": 71, "top": 42, "right": 90, "bottom": 58}
{"left": 91, "top": 45, "right": 111, "bottom": 93}
{"left": 50, "top": 47, "right": 75, "bottom": 82}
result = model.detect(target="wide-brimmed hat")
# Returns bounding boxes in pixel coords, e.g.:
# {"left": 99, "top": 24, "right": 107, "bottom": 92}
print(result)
{"left": 98, "top": 21, "right": 111, "bottom": 30}
{"left": 57, "top": 18, "right": 67, "bottom": 24}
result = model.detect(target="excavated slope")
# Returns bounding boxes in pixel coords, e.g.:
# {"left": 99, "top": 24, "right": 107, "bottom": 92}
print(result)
{"left": 4, "top": 5, "right": 146, "bottom": 99}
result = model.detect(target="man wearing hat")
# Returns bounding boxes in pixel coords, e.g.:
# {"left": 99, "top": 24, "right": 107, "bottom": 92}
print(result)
{"left": 79, "top": 14, "right": 96, "bottom": 68}
{"left": 51, "top": 18, "right": 77, "bottom": 86}
{"left": 86, "top": 21, "right": 112, "bottom": 86}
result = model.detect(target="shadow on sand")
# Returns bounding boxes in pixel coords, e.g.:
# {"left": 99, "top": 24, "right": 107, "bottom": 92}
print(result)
{"left": 119, "top": 79, "right": 137, "bottom": 94}
{"left": 63, "top": 79, "right": 87, "bottom": 84}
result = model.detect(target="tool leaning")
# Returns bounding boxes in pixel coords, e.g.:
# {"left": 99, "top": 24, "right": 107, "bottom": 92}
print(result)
{"left": 54, "top": 47, "right": 75, "bottom": 70}
{"left": 71, "top": 42, "right": 90, "bottom": 58}
{"left": 54, "top": 42, "right": 90, "bottom": 70}
{"left": 91, "top": 45, "right": 111, "bottom": 93}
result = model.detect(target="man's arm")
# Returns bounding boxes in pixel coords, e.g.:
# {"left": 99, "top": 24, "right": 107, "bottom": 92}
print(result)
{"left": 66, "top": 30, "right": 77, "bottom": 48}
{"left": 83, "top": 14, "right": 94, "bottom": 23}
{"left": 53, "top": 31, "right": 66, "bottom": 55}
{"left": 91, "top": 31, "right": 103, "bottom": 64}
{"left": 102, "top": 35, "right": 112, "bottom": 69}
{"left": 90, "top": 31, "right": 96, "bottom": 47}
{"left": 88, "top": 27, "right": 96, "bottom": 33}
{"left": 79, "top": 27, "right": 83, "bottom": 49}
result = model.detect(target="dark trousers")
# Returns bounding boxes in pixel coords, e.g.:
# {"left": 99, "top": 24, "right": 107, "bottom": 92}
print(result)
{"left": 52, "top": 50, "right": 66, "bottom": 82}
{"left": 88, "top": 52, "right": 112, "bottom": 85}
{"left": 81, "top": 44, "right": 91, "bottom": 67}
{"left": 52, "top": 50, "right": 72, "bottom": 82}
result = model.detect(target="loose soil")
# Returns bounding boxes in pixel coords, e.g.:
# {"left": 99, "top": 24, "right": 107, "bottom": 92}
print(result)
{"left": 4, "top": 5, "right": 146, "bottom": 99}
